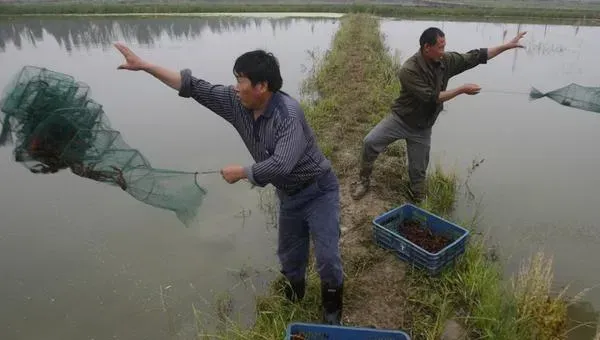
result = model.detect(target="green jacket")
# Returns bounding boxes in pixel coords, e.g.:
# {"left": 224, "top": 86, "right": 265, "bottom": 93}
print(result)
{"left": 392, "top": 48, "right": 489, "bottom": 129}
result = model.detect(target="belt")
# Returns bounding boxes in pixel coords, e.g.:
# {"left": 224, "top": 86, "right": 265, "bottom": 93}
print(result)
{"left": 283, "top": 169, "right": 331, "bottom": 197}
{"left": 284, "top": 178, "right": 316, "bottom": 196}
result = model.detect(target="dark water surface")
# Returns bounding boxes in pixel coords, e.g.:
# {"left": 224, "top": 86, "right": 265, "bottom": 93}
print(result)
{"left": 0, "top": 15, "right": 339, "bottom": 340}
{"left": 382, "top": 18, "right": 600, "bottom": 338}
{"left": 1, "top": 13, "right": 599, "bottom": 339}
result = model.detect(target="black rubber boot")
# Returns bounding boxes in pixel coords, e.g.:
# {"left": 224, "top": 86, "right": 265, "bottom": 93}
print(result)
{"left": 284, "top": 278, "right": 305, "bottom": 302}
{"left": 321, "top": 282, "right": 343, "bottom": 325}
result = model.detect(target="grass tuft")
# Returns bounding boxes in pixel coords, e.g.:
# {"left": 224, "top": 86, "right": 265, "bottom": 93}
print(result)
{"left": 512, "top": 252, "right": 569, "bottom": 339}
{"left": 196, "top": 268, "right": 324, "bottom": 339}
{"left": 404, "top": 167, "right": 575, "bottom": 340}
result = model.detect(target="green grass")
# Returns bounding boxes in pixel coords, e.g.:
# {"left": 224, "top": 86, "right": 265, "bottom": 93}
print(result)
{"left": 397, "top": 164, "right": 575, "bottom": 340}
{"left": 299, "top": 13, "right": 401, "bottom": 178}
{"left": 193, "top": 12, "right": 579, "bottom": 340}
{"left": 402, "top": 231, "right": 573, "bottom": 339}
{"left": 194, "top": 269, "right": 325, "bottom": 339}
{"left": 421, "top": 164, "right": 458, "bottom": 217}
{"left": 2, "top": 1, "right": 600, "bottom": 24}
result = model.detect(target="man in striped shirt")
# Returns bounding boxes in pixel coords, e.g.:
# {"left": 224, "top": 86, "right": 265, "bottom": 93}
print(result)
{"left": 114, "top": 43, "right": 344, "bottom": 325}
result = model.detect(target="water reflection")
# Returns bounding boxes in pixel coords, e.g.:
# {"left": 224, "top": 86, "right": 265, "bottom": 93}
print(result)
{"left": 0, "top": 14, "right": 340, "bottom": 339}
{"left": 0, "top": 16, "right": 337, "bottom": 52}
{"left": 567, "top": 301, "right": 599, "bottom": 339}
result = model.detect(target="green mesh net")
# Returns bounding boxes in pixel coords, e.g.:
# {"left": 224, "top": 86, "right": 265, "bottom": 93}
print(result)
{"left": 0, "top": 66, "right": 207, "bottom": 226}
{"left": 530, "top": 83, "right": 600, "bottom": 113}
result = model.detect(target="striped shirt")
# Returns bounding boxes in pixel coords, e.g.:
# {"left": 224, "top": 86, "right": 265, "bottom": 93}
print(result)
{"left": 178, "top": 68, "right": 332, "bottom": 195}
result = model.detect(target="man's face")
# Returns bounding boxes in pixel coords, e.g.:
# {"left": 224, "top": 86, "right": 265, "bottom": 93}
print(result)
{"left": 235, "top": 74, "right": 266, "bottom": 110}
{"left": 423, "top": 35, "right": 446, "bottom": 62}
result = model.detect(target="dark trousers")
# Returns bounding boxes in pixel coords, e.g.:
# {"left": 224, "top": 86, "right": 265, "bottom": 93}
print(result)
{"left": 360, "top": 113, "right": 431, "bottom": 195}
{"left": 276, "top": 170, "right": 343, "bottom": 287}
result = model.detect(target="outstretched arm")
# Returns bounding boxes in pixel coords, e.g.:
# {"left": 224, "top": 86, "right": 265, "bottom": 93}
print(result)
{"left": 444, "top": 48, "right": 489, "bottom": 78}
{"left": 141, "top": 64, "right": 182, "bottom": 91}
{"left": 114, "top": 43, "right": 182, "bottom": 89}
{"left": 445, "top": 31, "right": 527, "bottom": 77}
{"left": 177, "top": 69, "right": 237, "bottom": 123}
{"left": 114, "top": 42, "right": 237, "bottom": 123}
{"left": 399, "top": 68, "right": 481, "bottom": 104}
{"left": 488, "top": 31, "right": 527, "bottom": 60}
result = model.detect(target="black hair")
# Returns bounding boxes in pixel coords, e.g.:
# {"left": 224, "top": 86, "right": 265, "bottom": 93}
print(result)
{"left": 233, "top": 50, "right": 283, "bottom": 92}
{"left": 419, "top": 27, "right": 445, "bottom": 49}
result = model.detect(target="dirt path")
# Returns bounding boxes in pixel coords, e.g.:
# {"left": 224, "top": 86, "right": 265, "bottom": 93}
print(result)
{"left": 301, "top": 13, "right": 415, "bottom": 329}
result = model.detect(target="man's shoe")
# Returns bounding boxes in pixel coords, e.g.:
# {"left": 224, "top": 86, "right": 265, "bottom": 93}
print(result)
{"left": 284, "top": 278, "right": 305, "bottom": 302}
{"left": 407, "top": 189, "right": 425, "bottom": 204}
{"left": 321, "top": 282, "right": 343, "bottom": 325}
{"left": 404, "top": 181, "right": 426, "bottom": 204}
{"left": 351, "top": 178, "right": 370, "bottom": 200}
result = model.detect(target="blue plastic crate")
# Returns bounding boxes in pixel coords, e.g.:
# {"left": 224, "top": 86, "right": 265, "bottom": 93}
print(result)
{"left": 372, "top": 203, "right": 469, "bottom": 276}
{"left": 285, "top": 322, "right": 411, "bottom": 340}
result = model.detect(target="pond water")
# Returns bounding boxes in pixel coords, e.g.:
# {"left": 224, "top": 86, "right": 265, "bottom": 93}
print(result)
{"left": 1, "top": 13, "right": 599, "bottom": 339}
{"left": 0, "top": 15, "right": 339, "bottom": 340}
{"left": 381, "top": 18, "right": 600, "bottom": 338}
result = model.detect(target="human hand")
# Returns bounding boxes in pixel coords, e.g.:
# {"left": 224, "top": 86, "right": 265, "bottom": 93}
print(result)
{"left": 461, "top": 83, "right": 481, "bottom": 95}
{"left": 506, "top": 31, "right": 527, "bottom": 49}
{"left": 220, "top": 165, "right": 247, "bottom": 184}
{"left": 114, "top": 42, "right": 148, "bottom": 71}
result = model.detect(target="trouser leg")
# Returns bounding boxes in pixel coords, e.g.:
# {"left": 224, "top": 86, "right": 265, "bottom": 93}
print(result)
{"left": 353, "top": 114, "right": 412, "bottom": 199}
{"left": 277, "top": 194, "right": 309, "bottom": 301}
{"left": 355, "top": 114, "right": 432, "bottom": 200}
{"left": 406, "top": 131, "right": 431, "bottom": 201}
{"left": 304, "top": 171, "right": 343, "bottom": 324}
{"left": 359, "top": 114, "right": 407, "bottom": 180}
{"left": 353, "top": 115, "right": 407, "bottom": 199}
{"left": 305, "top": 172, "right": 343, "bottom": 288}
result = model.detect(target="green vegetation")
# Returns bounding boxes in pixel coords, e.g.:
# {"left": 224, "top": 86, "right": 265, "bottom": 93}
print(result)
{"left": 403, "top": 227, "right": 571, "bottom": 339}
{"left": 1, "top": 1, "right": 600, "bottom": 24}
{"left": 192, "top": 13, "right": 583, "bottom": 340}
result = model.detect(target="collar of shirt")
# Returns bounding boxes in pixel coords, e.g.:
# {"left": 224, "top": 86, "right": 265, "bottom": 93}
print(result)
{"left": 414, "top": 49, "right": 446, "bottom": 73}
{"left": 248, "top": 91, "right": 284, "bottom": 120}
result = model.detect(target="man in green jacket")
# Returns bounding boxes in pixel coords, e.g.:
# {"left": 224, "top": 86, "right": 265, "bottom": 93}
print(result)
{"left": 351, "top": 27, "right": 526, "bottom": 201}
